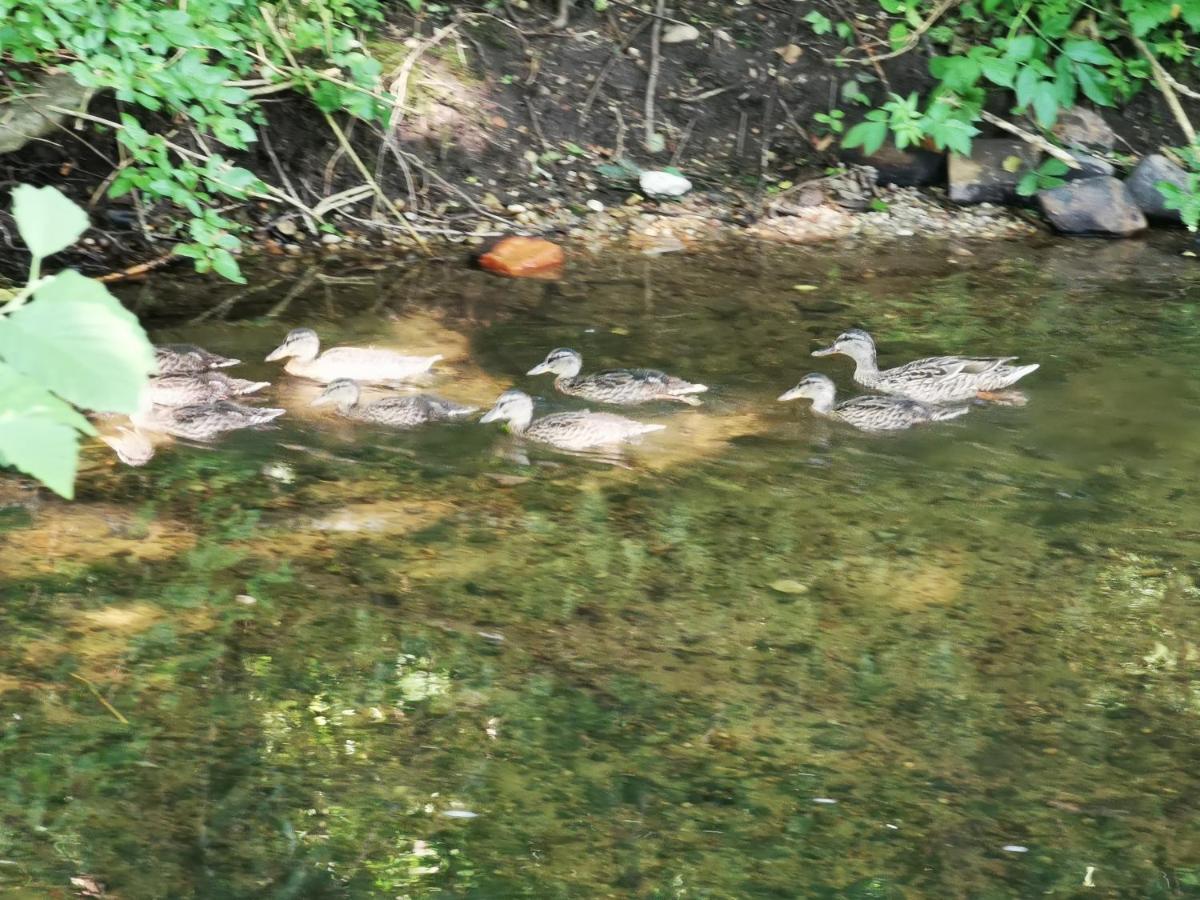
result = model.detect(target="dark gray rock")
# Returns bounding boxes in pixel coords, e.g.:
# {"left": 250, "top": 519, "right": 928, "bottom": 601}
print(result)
{"left": 1038, "top": 176, "right": 1147, "bottom": 236}
{"left": 1125, "top": 154, "right": 1189, "bottom": 224}
{"left": 839, "top": 144, "right": 945, "bottom": 187}
{"left": 949, "top": 139, "right": 1039, "bottom": 204}
{"left": 1052, "top": 107, "right": 1116, "bottom": 151}
{"left": 1064, "top": 149, "right": 1115, "bottom": 181}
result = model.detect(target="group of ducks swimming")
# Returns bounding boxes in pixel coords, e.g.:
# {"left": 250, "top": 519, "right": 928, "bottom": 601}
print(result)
{"left": 100, "top": 326, "right": 1040, "bottom": 465}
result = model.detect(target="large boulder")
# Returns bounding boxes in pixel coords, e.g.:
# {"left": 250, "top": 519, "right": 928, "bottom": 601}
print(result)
{"left": 1064, "top": 149, "right": 1115, "bottom": 181}
{"left": 1125, "top": 154, "right": 1190, "bottom": 224}
{"left": 949, "top": 139, "right": 1039, "bottom": 204}
{"left": 1038, "top": 176, "right": 1147, "bottom": 236}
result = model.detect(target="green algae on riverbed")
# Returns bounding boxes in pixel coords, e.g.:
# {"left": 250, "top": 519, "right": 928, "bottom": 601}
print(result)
{"left": 3, "top": 238, "right": 1200, "bottom": 897}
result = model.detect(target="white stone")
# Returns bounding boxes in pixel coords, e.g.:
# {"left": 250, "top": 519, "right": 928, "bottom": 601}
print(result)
{"left": 639, "top": 170, "right": 693, "bottom": 198}
{"left": 586, "top": 199, "right": 604, "bottom": 212}
{"left": 661, "top": 23, "right": 700, "bottom": 44}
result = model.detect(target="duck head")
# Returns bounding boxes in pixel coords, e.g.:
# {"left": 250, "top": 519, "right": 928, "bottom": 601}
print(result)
{"left": 479, "top": 389, "right": 535, "bottom": 432}
{"left": 310, "top": 378, "right": 360, "bottom": 410}
{"left": 266, "top": 328, "right": 320, "bottom": 362}
{"left": 778, "top": 373, "right": 837, "bottom": 407}
{"left": 812, "top": 328, "right": 876, "bottom": 362}
{"left": 527, "top": 348, "right": 583, "bottom": 378}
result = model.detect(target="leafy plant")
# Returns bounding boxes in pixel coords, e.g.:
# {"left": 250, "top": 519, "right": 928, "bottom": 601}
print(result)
{"left": 814, "top": 109, "right": 846, "bottom": 135}
{"left": 845, "top": 0, "right": 1200, "bottom": 160}
{"left": 0, "top": 185, "right": 155, "bottom": 497}
{"left": 1158, "top": 172, "right": 1200, "bottom": 232}
{"left": 0, "top": 1, "right": 389, "bottom": 281}
{"left": 803, "top": 11, "right": 834, "bottom": 35}
{"left": 1016, "top": 158, "right": 1071, "bottom": 196}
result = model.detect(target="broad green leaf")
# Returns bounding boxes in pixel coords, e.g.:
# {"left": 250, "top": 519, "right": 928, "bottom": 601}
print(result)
{"left": 1005, "top": 34, "right": 1036, "bottom": 62}
{"left": 842, "top": 120, "right": 888, "bottom": 156}
{"left": 981, "top": 55, "right": 1017, "bottom": 87}
{"left": 210, "top": 248, "right": 246, "bottom": 284}
{"left": 11, "top": 184, "right": 90, "bottom": 260}
{"left": 1063, "top": 40, "right": 1119, "bottom": 66}
{"left": 1040, "top": 158, "right": 1070, "bottom": 177}
{"left": 1032, "top": 81, "right": 1060, "bottom": 127}
{"left": 0, "top": 362, "right": 95, "bottom": 498}
{"left": 0, "top": 270, "right": 155, "bottom": 412}
{"left": 1076, "top": 64, "right": 1114, "bottom": 106}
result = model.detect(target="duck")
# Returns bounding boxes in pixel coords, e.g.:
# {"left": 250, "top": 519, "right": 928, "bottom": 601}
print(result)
{"left": 812, "top": 329, "right": 1039, "bottom": 404}
{"left": 527, "top": 348, "right": 707, "bottom": 406}
{"left": 265, "top": 328, "right": 442, "bottom": 384}
{"left": 134, "top": 401, "right": 285, "bottom": 441}
{"left": 154, "top": 343, "right": 240, "bottom": 375}
{"left": 778, "top": 373, "right": 968, "bottom": 432}
{"left": 479, "top": 389, "right": 665, "bottom": 451}
{"left": 100, "top": 426, "right": 156, "bottom": 467}
{"left": 144, "top": 372, "right": 270, "bottom": 407}
{"left": 310, "top": 379, "right": 477, "bottom": 427}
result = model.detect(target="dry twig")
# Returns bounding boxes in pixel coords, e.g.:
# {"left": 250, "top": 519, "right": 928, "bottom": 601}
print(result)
{"left": 1130, "top": 33, "right": 1197, "bottom": 145}
{"left": 643, "top": 0, "right": 666, "bottom": 152}
{"left": 978, "top": 110, "right": 1082, "bottom": 169}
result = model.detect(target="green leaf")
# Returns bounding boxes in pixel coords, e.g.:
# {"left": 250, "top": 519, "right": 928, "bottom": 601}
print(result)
{"left": 0, "top": 270, "right": 155, "bottom": 412}
{"left": 1032, "top": 81, "right": 1060, "bottom": 127}
{"left": 1016, "top": 171, "right": 1039, "bottom": 197}
{"left": 1063, "top": 40, "right": 1119, "bottom": 66}
{"left": 0, "top": 362, "right": 92, "bottom": 498}
{"left": 11, "top": 184, "right": 90, "bottom": 260}
{"left": 1040, "top": 158, "right": 1070, "bottom": 177}
{"left": 842, "top": 120, "right": 888, "bottom": 155}
{"left": 981, "top": 56, "right": 1017, "bottom": 87}
{"left": 1015, "top": 65, "right": 1040, "bottom": 109}
{"left": 210, "top": 248, "right": 246, "bottom": 284}
{"left": 1005, "top": 34, "right": 1036, "bottom": 62}
{"left": 1076, "top": 64, "right": 1114, "bottom": 106}
{"left": 888, "top": 23, "right": 910, "bottom": 49}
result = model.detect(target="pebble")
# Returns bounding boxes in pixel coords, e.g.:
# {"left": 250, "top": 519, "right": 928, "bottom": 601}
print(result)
{"left": 320, "top": 233, "right": 342, "bottom": 245}
{"left": 586, "top": 199, "right": 604, "bottom": 213}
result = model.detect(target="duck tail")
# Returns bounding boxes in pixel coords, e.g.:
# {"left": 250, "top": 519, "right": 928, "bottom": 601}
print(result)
{"left": 638, "top": 423, "right": 668, "bottom": 435}
{"left": 931, "top": 405, "right": 970, "bottom": 423}
{"left": 236, "top": 380, "right": 271, "bottom": 395}
{"left": 258, "top": 408, "right": 287, "bottom": 423}
{"left": 1003, "top": 362, "right": 1039, "bottom": 386}
{"left": 675, "top": 381, "right": 708, "bottom": 395}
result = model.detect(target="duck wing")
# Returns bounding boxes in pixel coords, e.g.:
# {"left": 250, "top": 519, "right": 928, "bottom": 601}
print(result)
{"left": 528, "top": 411, "right": 663, "bottom": 450}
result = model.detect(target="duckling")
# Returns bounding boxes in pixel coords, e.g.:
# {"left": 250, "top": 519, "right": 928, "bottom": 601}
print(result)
{"left": 155, "top": 343, "right": 240, "bottom": 375}
{"left": 778, "top": 373, "right": 968, "bottom": 432}
{"left": 135, "top": 401, "right": 285, "bottom": 441}
{"left": 310, "top": 379, "right": 477, "bottom": 427}
{"left": 813, "top": 329, "right": 1038, "bottom": 404}
{"left": 527, "top": 348, "right": 707, "bottom": 406}
{"left": 265, "top": 328, "right": 441, "bottom": 384}
{"left": 100, "top": 426, "right": 156, "bottom": 467}
{"left": 479, "top": 389, "right": 665, "bottom": 451}
{"left": 145, "top": 372, "right": 270, "bottom": 407}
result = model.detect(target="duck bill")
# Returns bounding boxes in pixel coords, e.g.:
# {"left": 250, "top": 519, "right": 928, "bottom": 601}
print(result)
{"left": 526, "top": 363, "right": 552, "bottom": 376}
{"left": 309, "top": 394, "right": 333, "bottom": 408}
{"left": 264, "top": 344, "right": 291, "bottom": 362}
{"left": 479, "top": 407, "right": 503, "bottom": 424}
{"left": 777, "top": 388, "right": 804, "bottom": 402}
{"left": 811, "top": 346, "right": 836, "bottom": 357}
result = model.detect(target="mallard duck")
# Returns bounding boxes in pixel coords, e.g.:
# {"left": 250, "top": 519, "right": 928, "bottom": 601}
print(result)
{"left": 812, "top": 329, "right": 1038, "bottom": 404}
{"left": 265, "top": 328, "right": 441, "bottom": 384}
{"left": 479, "top": 389, "right": 665, "bottom": 451}
{"left": 155, "top": 343, "right": 240, "bottom": 375}
{"left": 311, "top": 378, "right": 477, "bottom": 427}
{"left": 145, "top": 372, "right": 270, "bottom": 407}
{"left": 135, "top": 401, "right": 285, "bottom": 441}
{"left": 527, "top": 348, "right": 707, "bottom": 406}
{"left": 778, "top": 373, "right": 968, "bottom": 432}
{"left": 100, "top": 426, "right": 156, "bottom": 466}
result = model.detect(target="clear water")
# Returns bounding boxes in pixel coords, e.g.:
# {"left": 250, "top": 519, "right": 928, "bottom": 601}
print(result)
{"left": 3, "top": 237, "right": 1200, "bottom": 897}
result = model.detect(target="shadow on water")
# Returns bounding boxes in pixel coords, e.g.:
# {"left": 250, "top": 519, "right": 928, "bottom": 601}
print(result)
{"left": 4, "top": 236, "right": 1200, "bottom": 897}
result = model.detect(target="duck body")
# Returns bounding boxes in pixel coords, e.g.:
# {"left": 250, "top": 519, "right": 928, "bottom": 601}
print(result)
{"left": 481, "top": 390, "right": 665, "bottom": 451}
{"left": 779, "top": 374, "right": 968, "bottom": 432}
{"left": 266, "top": 328, "right": 441, "bottom": 385}
{"left": 528, "top": 348, "right": 707, "bottom": 406}
{"left": 145, "top": 372, "right": 269, "bottom": 407}
{"left": 135, "top": 401, "right": 285, "bottom": 441}
{"left": 311, "top": 379, "right": 476, "bottom": 427}
{"left": 155, "top": 343, "right": 240, "bottom": 375}
{"left": 814, "top": 329, "right": 1038, "bottom": 404}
